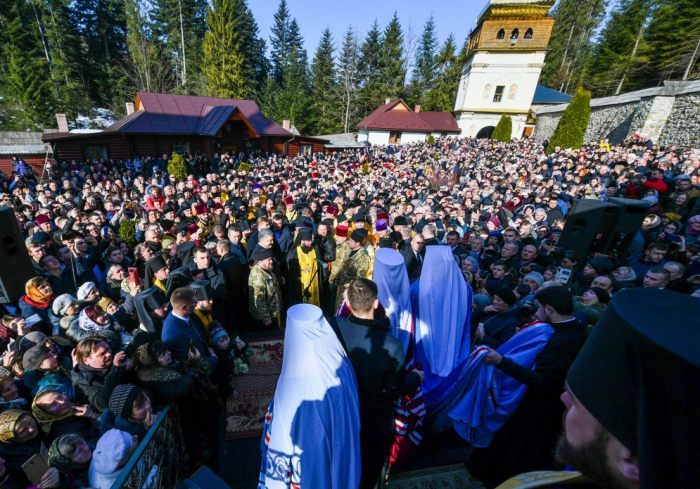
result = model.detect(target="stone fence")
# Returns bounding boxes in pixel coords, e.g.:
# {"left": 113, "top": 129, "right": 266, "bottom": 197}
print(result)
{"left": 532, "top": 80, "right": 700, "bottom": 148}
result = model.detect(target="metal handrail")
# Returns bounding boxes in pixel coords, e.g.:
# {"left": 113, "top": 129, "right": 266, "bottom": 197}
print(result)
{"left": 110, "top": 405, "right": 183, "bottom": 489}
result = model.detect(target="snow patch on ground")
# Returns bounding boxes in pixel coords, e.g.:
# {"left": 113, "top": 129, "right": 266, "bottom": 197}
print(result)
{"left": 73, "top": 108, "right": 115, "bottom": 129}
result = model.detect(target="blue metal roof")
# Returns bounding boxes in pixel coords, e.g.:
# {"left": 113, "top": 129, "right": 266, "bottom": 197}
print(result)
{"left": 532, "top": 84, "right": 573, "bottom": 104}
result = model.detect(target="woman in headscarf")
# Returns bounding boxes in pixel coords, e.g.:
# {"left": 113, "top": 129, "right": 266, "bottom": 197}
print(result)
{"left": 132, "top": 341, "right": 200, "bottom": 404}
{"left": 259, "top": 304, "right": 361, "bottom": 489}
{"left": 19, "top": 277, "right": 54, "bottom": 332}
{"left": 372, "top": 249, "right": 413, "bottom": 357}
{"left": 48, "top": 434, "right": 93, "bottom": 487}
{"left": 32, "top": 388, "right": 98, "bottom": 444}
{"left": 0, "top": 410, "right": 64, "bottom": 488}
{"left": 67, "top": 306, "right": 122, "bottom": 352}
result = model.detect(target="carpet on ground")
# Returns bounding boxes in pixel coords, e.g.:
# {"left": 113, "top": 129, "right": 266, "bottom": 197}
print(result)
{"left": 225, "top": 336, "right": 284, "bottom": 440}
{"left": 387, "top": 464, "right": 483, "bottom": 488}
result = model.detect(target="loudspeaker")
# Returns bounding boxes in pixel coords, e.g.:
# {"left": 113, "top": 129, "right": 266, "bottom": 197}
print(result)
{"left": 602, "top": 197, "right": 650, "bottom": 256}
{"left": 0, "top": 207, "right": 36, "bottom": 304}
{"left": 557, "top": 199, "right": 619, "bottom": 260}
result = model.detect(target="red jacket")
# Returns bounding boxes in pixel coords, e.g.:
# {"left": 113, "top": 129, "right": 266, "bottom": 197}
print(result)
{"left": 643, "top": 178, "right": 668, "bottom": 194}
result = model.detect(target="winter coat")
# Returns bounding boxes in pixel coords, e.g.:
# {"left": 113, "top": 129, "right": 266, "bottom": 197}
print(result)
{"left": 71, "top": 363, "right": 130, "bottom": 413}
{"left": 66, "top": 317, "right": 122, "bottom": 352}
{"left": 473, "top": 305, "right": 520, "bottom": 349}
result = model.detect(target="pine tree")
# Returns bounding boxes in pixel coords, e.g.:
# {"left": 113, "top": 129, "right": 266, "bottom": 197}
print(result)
{"left": 0, "top": 0, "right": 57, "bottom": 129}
{"left": 309, "top": 28, "right": 338, "bottom": 134}
{"left": 276, "top": 46, "right": 312, "bottom": 133}
{"left": 149, "top": 0, "right": 208, "bottom": 89}
{"left": 335, "top": 26, "right": 361, "bottom": 133}
{"left": 547, "top": 86, "right": 592, "bottom": 153}
{"left": 269, "top": 0, "right": 291, "bottom": 83}
{"left": 358, "top": 20, "right": 384, "bottom": 115}
{"left": 491, "top": 114, "right": 513, "bottom": 142}
{"left": 427, "top": 33, "right": 461, "bottom": 111}
{"left": 379, "top": 12, "right": 406, "bottom": 101}
{"left": 540, "top": 0, "right": 608, "bottom": 93}
{"left": 72, "top": 0, "right": 128, "bottom": 108}
{"left": 586, "top": 0, "right": 656, "bottom": 96}
{"left": 409, "top": 15, "right": 438, "bottom": 107}
{"left": 202, "top": 0, "right": 252, "bottom": 98}
{"left": 643, "top": 0, "right": 700, "bottom": 84}
{"left": 121, "top": 0, "right": 176, "bottom": 95}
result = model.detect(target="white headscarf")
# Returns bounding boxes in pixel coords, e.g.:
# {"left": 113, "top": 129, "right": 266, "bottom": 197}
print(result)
{"left": 373, "top": 248, "right": 413, "bottom": 355}
{"left": 261, "top": 304, "right": 361, "bottom": 488}
{"left": 417, "top": 246, "right": 471, "bottom": 377}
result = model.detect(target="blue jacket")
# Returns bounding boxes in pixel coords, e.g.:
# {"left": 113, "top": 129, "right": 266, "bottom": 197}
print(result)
{"left": 161, "top": 313, "right": 217, "bottom": 369}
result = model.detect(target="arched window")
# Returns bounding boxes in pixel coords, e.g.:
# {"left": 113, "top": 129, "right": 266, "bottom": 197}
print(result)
{"left": 496, "top": 29, "right": 505, "bottom": 40}
{"left": 511, "top": 29, "right": 519, "bottom": 40}
{"left": 524, "top": 28, "right": 533, "bottom": 39}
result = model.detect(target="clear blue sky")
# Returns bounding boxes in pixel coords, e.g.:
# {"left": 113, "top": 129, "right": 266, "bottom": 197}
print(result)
{"left": 249, "top": 0, "right": 488, "bottom": 58}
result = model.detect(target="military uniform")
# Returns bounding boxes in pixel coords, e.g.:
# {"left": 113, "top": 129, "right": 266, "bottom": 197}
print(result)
{"left": 248, "top": 264, "right": 282, "bottom": 327}
{"left": 329, "top": 246, "right": 370, "bottom": 311}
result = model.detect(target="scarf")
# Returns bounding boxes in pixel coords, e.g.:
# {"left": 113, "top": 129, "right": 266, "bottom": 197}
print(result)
{"left": 23, "top": 292, "right": 53, "bottom": 308}
{"left": 32, "top": 396, "right": 76, "bottom": 434}
{"left": 26, "top": 283, "right": 52, "bottom": 305}
{"left": 78, "top": 309, "right": 110, "bottom": 332}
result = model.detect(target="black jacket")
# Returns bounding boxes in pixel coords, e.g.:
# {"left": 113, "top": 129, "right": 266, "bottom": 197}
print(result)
{"left": 468, "top": 317, "right": 588, "bottom": 487}
{"left": 71, "top": 362, "right": 130, "bottom": 412}
{"left": 400, "top": 247, "right": 424, "bottom": 281}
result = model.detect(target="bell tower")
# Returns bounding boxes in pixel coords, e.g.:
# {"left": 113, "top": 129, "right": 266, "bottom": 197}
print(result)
{"left": 454, "top": 0, "right": 555, "bottom": 139}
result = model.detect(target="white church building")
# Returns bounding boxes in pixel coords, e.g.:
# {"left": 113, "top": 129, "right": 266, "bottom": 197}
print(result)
{"left": 454, "top": 0, "right": 570, "bottom": 139}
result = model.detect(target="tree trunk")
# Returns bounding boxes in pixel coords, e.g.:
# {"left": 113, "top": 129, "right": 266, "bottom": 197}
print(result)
{"left": 616, "top": 22, "right": 644, "bottom": 95}
{"left": 179, "top": 0, "right": 187, "bottom": 86}
{"left": 682, "top": 36, "right": 700, "bottom": 81}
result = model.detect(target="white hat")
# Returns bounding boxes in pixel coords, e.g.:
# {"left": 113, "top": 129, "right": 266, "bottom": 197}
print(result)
{"left": 52, "top": 294, "right": 77, "bottom": 316}
{"left": 77, "top": 282, "right": 96, "bottom": 301}
{"left": 92, "top": 429, "right": 133, "bottom": 475}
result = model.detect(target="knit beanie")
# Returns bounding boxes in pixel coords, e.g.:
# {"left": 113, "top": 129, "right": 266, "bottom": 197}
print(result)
{"left": 523, "top": 271, "right": 544, "bottom": 288}
{"left": 92, "top": 429, "right": 133, "bottom": 475}
{"left": 0, "top": 409, "right": 27, "bottom": 443}
{"left": 108, "top": 384, "right": 143, "bottom": 419}
{"left": 589, "top": 286, "right": 611, "bottom": 305}
{"left": 77, "top": 282, "right": 96, "bottom": 301}
{"left": 587, "top": 256, "right": 614, "bottom": 276}
{"left": 494, "top": 286, "right": 518, "bottom": 307}
{"left": 484, "top": 280, "right": 502, "bottom": 298}
{"left": 210, "top": 324, "right": 229, "bottom": 345}
{"left": 52, "top": 294, "right": 77, "bottom": 316}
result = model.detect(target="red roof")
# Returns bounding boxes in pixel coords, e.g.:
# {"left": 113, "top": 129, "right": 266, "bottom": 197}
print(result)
{"left": 44, "top": 92, "right": 292, "bottom": 141}
{"left": 357, "top": 100, "right": 460, "bottom": 133}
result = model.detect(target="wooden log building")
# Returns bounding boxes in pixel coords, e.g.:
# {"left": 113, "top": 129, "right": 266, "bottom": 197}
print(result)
{"left": 42, "top": 92, "right": 327, "bottom": 163}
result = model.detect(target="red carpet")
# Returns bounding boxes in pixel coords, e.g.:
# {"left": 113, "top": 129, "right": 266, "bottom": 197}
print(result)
{"left": 225, "top": 336, "right": 284, "bottom": 440}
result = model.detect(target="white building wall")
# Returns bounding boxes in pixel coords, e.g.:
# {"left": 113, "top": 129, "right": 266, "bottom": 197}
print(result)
{"left": 454, "top": 49, "right": 546, "bottom": 139}
{"left": 366, "top": 130, "right": 391, "bottom": 145}
{"left": 400, "top": 132, "right": 427, "bottom": 143}
{"left": 357, "top": 129, "right": 369, "bottom": 142}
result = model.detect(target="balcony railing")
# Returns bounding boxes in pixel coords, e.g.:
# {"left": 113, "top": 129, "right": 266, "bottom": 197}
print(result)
{"left": 110, "top": 405, "right": 184, "bottom": 489}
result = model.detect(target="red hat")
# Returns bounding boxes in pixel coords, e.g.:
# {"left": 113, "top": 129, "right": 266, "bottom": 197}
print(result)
{"left": 187, "top": 224, "right": 198, "bottom": 232}
{"left": 213, "top": 202, "right": 223, "bottom": 210}
{"left": 282, "top": 184, "right": 288, "bottom": 191}
{"left": 35, "top": 214, "right": 50, "bottom": 225}
{"left": 283, "top": 196, "right": 294, "bottom": 206}
{"left": 194, "top": 204, "right": 207, "bottom": 215}
{"left": 312, "top": 172, "right": 319, "bottom": 179}
{"left": 311, "top": 162, "right": 317, "bottom": 167}
{"left": 335, "top": 225, "right": 348, "bottom": 238}
{"left": 377, "top": 212, "right": 388, "bottom": 220}
{"left": 326, "top": 206, "right": 338, "bottom": 216}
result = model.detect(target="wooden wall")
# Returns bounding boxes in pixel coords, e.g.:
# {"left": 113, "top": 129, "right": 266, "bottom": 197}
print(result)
{"left": 0, "top": 155, "right": 45, "bottom": 175}
{"left": 468, "top": 17, "right": 554, "bottom": 55}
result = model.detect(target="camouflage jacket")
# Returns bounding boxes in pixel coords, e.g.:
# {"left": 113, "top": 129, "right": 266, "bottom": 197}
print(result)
{"left": 330, "top": 246, "right": 370, "bottom": 290}
{"left": 248, "top": 264, "right": 282, "bottom": 322}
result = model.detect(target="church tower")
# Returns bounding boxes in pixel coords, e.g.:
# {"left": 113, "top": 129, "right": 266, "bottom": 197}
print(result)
{"left": 454, "top": 0, "right": 555, "bottom": 139}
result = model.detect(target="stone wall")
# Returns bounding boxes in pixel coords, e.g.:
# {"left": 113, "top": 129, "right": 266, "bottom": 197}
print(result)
{"left": 658, "top": 94, "right": 700, "bottom": 148}
{"left": 533, "top": 80, "right": 700, "bottom": 147}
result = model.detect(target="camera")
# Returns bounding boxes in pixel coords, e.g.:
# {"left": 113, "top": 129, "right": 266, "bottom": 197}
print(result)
{"left": 478, "top": 270, "right": 489, "bottom": 279}
{"left": 544, "top": 239, "right": 553, "bottom": 246}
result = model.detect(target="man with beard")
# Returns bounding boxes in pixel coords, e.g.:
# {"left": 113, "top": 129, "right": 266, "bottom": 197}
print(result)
{"left": 285, "top": 227, "right": 323, "bottom": 307}
{"left": 144, "top": 255, "right": 170, "bottom": 292}
{"left": 193, "top": 203, "right": 212, "bottom": 238}
{"left": 248, "top": 248, "right": 282, "bottom": 329}
{"left": 497, "top": 289, "right": 700, "bottom": 488}
{"left": 189, "top": 247, "right": 226, "bottom": 319}
{"left": 467, "top": 286, "right": 588, "bottom": 488}
{"left": 190, "top": 280, "right": 214, "bottom": 337}
{"left": 329, "top": 230, "right": 370, "bottom": 312}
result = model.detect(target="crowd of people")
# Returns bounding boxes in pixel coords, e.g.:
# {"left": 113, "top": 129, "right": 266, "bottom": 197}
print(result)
{"left": 0, "top": 134, "right": 699, "bottom": 489}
